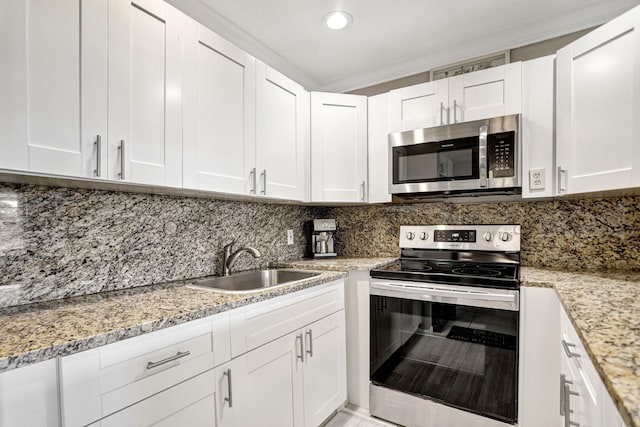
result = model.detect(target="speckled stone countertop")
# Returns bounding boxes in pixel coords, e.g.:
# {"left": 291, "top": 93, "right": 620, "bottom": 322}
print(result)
{"left": 274, "top": 257, "right": 398, "bottom": 271}
{"left": 521, "top": 267, "right": 640, "bottom": 427}
{"left": 0, "top": 270, "right": 346, "bottom": 373}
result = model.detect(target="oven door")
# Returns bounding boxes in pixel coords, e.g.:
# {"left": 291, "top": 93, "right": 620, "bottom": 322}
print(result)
{"left": 369, "top": 279, "right": 519, "bottom": 424}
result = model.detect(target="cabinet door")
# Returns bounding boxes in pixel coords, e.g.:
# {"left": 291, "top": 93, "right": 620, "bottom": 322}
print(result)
{"left": 448, "top": 62, "right": 522, "bottom": 123}
{"left": 96, "top": 370, "right": 215, "bottom": 427}
{"left": 367, "top": 93, "right": 392, "bottom": 203}
{"left": 311, "top": 92, "right": 368, "bottom": 202}
{"left": 0, "top": 0, "right": 83, "bottom": 176}
{"left": 556, "top": 6, "right": 640, "bottom": 195}
{"left": 215, "top": 332, "right": 304, "bottom": 427}
{"left": 0, "top": 359, "right": 59, "bottom": 427}
{"left": 388, "top": 79, "right": 449, "bottom": 132}
{"left": 256, "top": 62, "right": 308, "bottom": 201}
{"left": 183, "top": 20, "right": 256, "bottom": 195}
{"left": 303, "top": 311, "right": 347, "bottom": 427}
{"left": 108, "top": 0, "right": 184, "bottom": 187}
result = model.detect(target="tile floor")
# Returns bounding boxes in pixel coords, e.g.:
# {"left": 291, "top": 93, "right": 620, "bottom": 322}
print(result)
{"left": 323, "top": 404, "right": 397, "bottom": 427}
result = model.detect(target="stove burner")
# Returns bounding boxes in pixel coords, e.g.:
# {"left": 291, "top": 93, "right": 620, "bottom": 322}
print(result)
{"left": 435, "top": 262, "right": 467, "bottom": 268}
{"left": 452, "top": 268, "right": 502, "bottom": 277}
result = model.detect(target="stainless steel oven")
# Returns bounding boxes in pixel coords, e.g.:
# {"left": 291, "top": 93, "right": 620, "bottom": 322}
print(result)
{"left": 389, "top": 114, "right": 521, "bottom": 198}
{"left": 369, "top": 225, "right": 521, "bottom": 427}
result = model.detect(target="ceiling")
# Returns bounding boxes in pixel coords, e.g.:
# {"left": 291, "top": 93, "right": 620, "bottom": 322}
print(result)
{"left": 170, "top": 0, "right": 640, "bottom": 92}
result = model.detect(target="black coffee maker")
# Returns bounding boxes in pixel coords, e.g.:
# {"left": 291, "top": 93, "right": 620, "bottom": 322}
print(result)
{"left": 307, "top": 219, "right": 337, "bottom": 258}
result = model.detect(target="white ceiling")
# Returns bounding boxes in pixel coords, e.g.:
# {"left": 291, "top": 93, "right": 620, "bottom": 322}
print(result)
{"left": 170, "top": 0, "right": 640, "bottom": 92}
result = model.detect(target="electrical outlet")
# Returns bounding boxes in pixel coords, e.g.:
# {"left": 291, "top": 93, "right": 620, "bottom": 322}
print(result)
{"left": 529, "top": 168, "right": 545, "bottom": 191}
{"left": 287, "top": 229, "right": 294, "bottom": 245}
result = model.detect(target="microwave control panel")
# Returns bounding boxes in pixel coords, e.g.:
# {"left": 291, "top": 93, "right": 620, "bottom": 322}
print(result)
{"left": 487, "top": 131, "right": 515, "bottom": 178}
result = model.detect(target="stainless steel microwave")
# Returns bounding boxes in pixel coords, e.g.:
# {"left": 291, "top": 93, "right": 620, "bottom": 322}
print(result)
{"left": 389, "top": 114, "right": 521, "bottom": 198}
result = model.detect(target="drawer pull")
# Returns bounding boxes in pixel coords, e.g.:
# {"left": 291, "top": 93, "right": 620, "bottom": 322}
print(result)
{"left": 562, "top": 340, "right": 581, "bottom": 358}
{"left": 146, "top": 350, "right": 191, "bottom": 370}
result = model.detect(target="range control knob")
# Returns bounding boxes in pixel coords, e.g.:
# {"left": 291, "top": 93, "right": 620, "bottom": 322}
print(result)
{"left": 483, "top": 232, "right": 493, "bottom": 242}
{"left": 405, "top": 231, "right": 415, "bottom": 240}
{"left": 419, "top": 232, "right": 429, "bottom": 241}
{"left": 500, "top": 232, "right": 512, "bottom": 242}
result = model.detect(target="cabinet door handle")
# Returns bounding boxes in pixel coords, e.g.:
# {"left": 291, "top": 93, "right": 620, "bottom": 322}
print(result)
{"left": 223, "top": 368, "right": 233, "bottom": 408}
{"left": 249, "top": 168, "right": 257, "bottom": 194}
{"left": 260, "top": 169, "right": 266, "bottom": 195}
{"left": 118, "top": 140, "right": 126, "bottom": 180}
{"left": 146, "top": 350, "right": 191, "bottom": 370}
{"left": 94, "top": 135, "right": 102, "bottom": 177}
{"left": 564, "top": 383, "right": 580, "bottom": 427}
{"left": 557, "top": 167, "right": 567, "bottom": 194}
{"left": 562, "top": 340, "right": 581, "bottom": 358}
{"left": 559, "top": 374, "right": 573, "bottom": 416}
{"left": 440, "top": 102, "right": 445, "bottom": 125}
{"left": 296, "top": 333, "right": 305, "bottom": 362}
{"left": 453, "top": 99, "right": 458, "bottom": 123}
{"left": 360, "top": 181, "right": 366, "bottom": 201}
{"left": 305, "top": 329, "right": 313, "bottom": 358}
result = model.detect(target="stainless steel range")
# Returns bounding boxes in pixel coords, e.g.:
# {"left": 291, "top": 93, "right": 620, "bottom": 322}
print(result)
{"left": 369, "top": 225, "right": 521, "bottom": 427}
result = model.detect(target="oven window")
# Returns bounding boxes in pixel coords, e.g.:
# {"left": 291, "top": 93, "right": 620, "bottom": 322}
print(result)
{"left": 392, "top": 136, "right": 479, "bottom": 184}
{"left": 370, "top": 296, "right": 518, "bottom": 423}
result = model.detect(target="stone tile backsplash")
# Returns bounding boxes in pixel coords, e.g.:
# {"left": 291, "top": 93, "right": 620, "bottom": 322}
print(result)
{"left": 313, "top": 196, "right": 640, "bottom": 271}
{"left": 1, "top": 182, "right": 639, "bottom": 307}
{"left": 0, "top": 184, "right": 312, "bottom": 307}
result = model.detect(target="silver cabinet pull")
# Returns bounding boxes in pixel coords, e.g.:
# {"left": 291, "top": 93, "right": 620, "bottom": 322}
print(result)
{"left": 559, "top": 374, "right": 573, "bottom": 416}
{"left": 440, "top": 102, "right": 445, "bottom": 125}
{"left": 557, "top": 167, "right": 567, "bottom": 193}
{"left": 118, "top": 140, "right": 126, "bottom": 180}
{"left": 296, "top": 333, "right": 304, "bottom": 362}
{"left": 563, "top": 383, "right": 580, "bottom": 427}
{"left": 223, "top": 368, "right": 233, "bottom": 408}
{"left": 146, "top": 350, "right": 190, "bottom": 370}
{"left": 94, "top": 135, "right": 102, "bottom": 177}
{"left": 562, "top": 340, "right": 581, "bottom": 358}
{"left": 259, "top": 169, "right": 266, "bottom": 195}
{"left": 305, "top": 329, "right": 313, "bottom": 358}
{"left": 453, "top": 99, "right": 458, "bottom": 123}
{"left": 360, "top": 181, "right": 366, "bottom": 201}
{"left": 249, "top": 168, "right": 257, "bottom": 194}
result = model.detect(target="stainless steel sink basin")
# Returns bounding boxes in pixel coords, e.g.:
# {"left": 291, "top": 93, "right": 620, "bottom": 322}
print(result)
{"left": 188, "top": 269, "right": 321, "bottom": 293}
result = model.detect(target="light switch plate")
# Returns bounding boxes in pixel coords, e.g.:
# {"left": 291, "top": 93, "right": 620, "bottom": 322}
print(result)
{"left": 287, "top": 229, "right": 294, "bottom": 245}
{"left": 529, "top": 168, "right": 545, "bottom": 191}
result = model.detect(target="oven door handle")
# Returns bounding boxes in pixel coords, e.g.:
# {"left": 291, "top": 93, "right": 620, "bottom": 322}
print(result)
{"left": 370, "top": 281, "right": 519, "bottom": 311}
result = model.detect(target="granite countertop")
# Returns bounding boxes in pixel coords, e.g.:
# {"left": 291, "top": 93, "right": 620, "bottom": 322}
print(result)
{"left": 521, "top": 267, "right": 640, "bottom": 427}
{"left": 274, "top": 256, "right": 398, "bottom": 271}
{"left": 0, "top": 269, "right": 346, "bottom": 372}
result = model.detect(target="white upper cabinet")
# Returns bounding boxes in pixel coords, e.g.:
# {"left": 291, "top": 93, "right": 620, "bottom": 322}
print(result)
{"left": 0, "top": 0, "right": 84, "bottom": 176}
{"left": 183, "top": 19, "right": 256, "bottom": 195}
{"left": 367, "top": 93, "right": 392, "bottom": 203}
{"left": 521, "top": 55, "right": 556, "bottom": 199}
{"left": 256, "top": 62, "right": 309, "bottom": 201}
{"left": 556, "top": 5, "right": 640, "bottom": 195}
{"left": 388, "top": 79, "right": 449, "bottom": 132}
{"left": 448, "top": 62, "right": 522, "bottom": 123}
{"left": 311, "top": 92, "right": 368, "bottom": 203}
{"left": 387, "top": 62, "right": 522, "bottom": 135}
{"left": 107, "top": 0, "right": 184, "bottom": 187}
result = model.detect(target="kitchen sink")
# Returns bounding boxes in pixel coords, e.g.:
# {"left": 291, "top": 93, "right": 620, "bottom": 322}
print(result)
{"left": 188, "top": 269, "right": 321, "bottom": 294}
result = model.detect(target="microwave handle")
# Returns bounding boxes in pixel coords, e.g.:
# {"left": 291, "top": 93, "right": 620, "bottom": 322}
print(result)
{"left": 479, "top": 125, "right": 488, "bottom": 188}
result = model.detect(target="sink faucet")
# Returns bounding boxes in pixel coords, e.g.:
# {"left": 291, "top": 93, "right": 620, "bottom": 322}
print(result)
{"left": 222, "top": 241, "right": 261, "bottom": 276}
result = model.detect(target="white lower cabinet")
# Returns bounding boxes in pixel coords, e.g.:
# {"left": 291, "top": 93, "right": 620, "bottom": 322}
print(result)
{"left": 59, "top": 312, "right": 229, "bottom": 426}
{"left": 217, "top": 280, "right": 347, "bottom": 427}
{"left": 0, "top": 359, "right": 60, "bottom": 427}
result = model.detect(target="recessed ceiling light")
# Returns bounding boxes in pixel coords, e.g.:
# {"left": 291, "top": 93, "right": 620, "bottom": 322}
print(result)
{"left": 323, "top": 10, "right": 353, "bottom": 30}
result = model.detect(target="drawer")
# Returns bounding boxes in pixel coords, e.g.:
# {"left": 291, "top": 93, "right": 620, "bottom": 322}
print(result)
{"left": 91, "top": 370, "right": 215, "bottom": 427}
{"left": 61, "top": 312, "right": 229, "bottom": 426}
{"left": 230, "top": 279, "right": 344, "bottom": 357}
